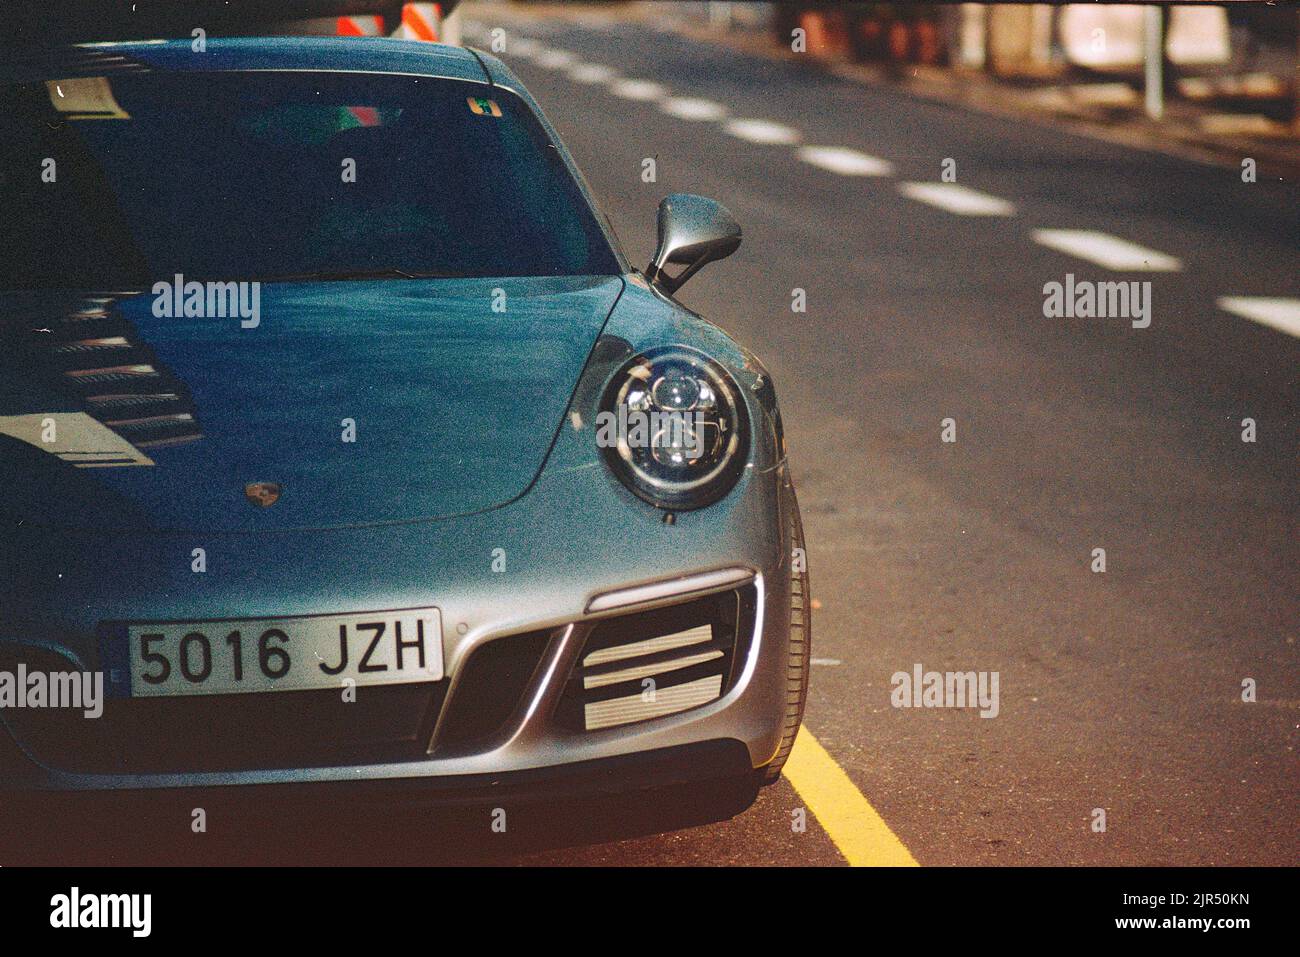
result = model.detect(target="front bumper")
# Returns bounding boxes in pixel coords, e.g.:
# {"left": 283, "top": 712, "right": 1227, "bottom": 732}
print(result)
{"left": 1, "top": 740, "right": 756, "bottom": 819}
{"left": 0, "top": 461, "right": 801, "bottom": 797}
{"left": 1, "top": 279, "right": 802, "bottom": 800}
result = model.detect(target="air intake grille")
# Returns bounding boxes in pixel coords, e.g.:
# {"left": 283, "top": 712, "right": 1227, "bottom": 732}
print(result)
{"left": 434, "top": 629, "right": 552, "bottom": 753}
{"left": 557, "top": 586, "right": 757, "bottom": 732}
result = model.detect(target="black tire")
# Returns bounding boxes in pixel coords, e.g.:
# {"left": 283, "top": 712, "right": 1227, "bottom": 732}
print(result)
{"left": 758, "top": 485, "right": 812, "bottom": 784}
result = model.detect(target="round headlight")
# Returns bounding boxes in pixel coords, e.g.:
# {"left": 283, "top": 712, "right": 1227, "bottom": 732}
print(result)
{"left": 597, "top": 348, "right": 749, "bottom": 509}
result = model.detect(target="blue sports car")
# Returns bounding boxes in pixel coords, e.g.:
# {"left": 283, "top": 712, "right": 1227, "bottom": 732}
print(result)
{"left": 0, "top": 33, "right": 809, "bottom": 815}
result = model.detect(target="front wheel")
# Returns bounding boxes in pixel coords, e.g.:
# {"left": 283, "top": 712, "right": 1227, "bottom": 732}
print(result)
{"left": 758, "top": 484, "right": 812, "bottom": 785}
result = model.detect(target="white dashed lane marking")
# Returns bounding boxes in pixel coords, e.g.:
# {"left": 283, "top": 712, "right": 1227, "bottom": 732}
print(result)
{"left": 568, "top": 63, "right": 618, "bottom": 84}
{"left": 1217, "top": 297, "right": 1300, "bottom": 339}
{"left": 506, "top": 28, "right": 1283, "bottom": 359}
{"left": 610, "top": 79, "right": 668, "bottom": 101}
{"left": 724, "top": 119, "right": 801, "bottom": 145}
{"left": 1031, "top": 229, "right": 1183, "bottom": 271}
{"left": 659, "top": 97, "right": 728, "bottom": 121}
{"left": 797, "top": 146, "right": 894, "bottom": 177}
{"left": 898, "top": 182, "right": 1016, "bottom": 217}
{"left": 532, "top": 49, "right": 577, "bottom": 70}
{"left": 509, "top": 38, "right": 542, "bottom": 58}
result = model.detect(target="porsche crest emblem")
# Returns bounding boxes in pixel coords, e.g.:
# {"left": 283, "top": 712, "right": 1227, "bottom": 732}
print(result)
{"left": 244, "top": 482, "right": 281, "bottom": 508}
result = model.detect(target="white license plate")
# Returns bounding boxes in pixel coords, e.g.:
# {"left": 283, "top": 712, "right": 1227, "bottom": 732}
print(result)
{"left": 122, "top": 608, "right": 443, "bottom": 697}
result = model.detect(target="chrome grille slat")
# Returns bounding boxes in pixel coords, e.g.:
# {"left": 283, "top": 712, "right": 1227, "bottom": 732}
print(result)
{"left": 557, "top": 588, "right": 756, "bottom": 732}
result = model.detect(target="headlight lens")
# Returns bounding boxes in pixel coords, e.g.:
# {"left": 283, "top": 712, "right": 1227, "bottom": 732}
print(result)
{"left": 598, "top": 348, "right": 749, "bottom": 509}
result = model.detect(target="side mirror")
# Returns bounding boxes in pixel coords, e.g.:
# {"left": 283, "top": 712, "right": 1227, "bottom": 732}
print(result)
{"left": 644, "top": 194, "right": 742, "bottom": 295}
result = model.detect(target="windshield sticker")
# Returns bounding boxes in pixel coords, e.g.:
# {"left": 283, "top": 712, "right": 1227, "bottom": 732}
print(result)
{"left": 466, "top": 96, "right": 503, "bottom": 118}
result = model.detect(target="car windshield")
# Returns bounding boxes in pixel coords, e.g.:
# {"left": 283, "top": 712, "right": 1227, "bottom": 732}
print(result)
{"left": 0, "top": 69, "right": 621, "bottom": 288}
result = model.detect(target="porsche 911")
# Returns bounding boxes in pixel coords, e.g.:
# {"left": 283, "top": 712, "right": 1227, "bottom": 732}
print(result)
{"left": 0, "top": 32, "right": 810, "bottom": 815}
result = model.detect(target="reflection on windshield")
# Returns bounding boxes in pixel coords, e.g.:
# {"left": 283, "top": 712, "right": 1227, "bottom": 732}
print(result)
{"left": 0, "top": 294, "right": 202, "bottom": 467}
{"left": 2, "top": 71, "right": 620, "bottom": 289}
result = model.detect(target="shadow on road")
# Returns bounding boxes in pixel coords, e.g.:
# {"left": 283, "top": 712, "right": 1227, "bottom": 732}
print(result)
{"left": 1, "top": 780, "right": 760, "bottom": 865}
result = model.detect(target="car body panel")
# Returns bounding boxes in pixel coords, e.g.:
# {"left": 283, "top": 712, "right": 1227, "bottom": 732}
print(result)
{"left": 0, "top": 276, "right": 624, "bottom": 531}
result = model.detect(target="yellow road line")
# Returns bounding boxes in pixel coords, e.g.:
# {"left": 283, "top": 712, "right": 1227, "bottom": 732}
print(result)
{"left": 783, "top": 728, "right": 919, "bottom": 866}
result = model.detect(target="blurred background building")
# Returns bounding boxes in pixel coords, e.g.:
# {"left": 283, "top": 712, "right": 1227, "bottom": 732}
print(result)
{"left": 651, "top": 2, "right": 1299, "bottom": 137}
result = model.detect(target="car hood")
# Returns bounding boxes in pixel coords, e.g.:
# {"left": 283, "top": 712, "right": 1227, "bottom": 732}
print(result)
{"left": 0, "top": 276, "right": 623, "bottom": 533}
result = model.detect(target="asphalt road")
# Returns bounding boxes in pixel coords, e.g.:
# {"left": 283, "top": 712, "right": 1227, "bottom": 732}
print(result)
{"left": 443, "top": 4, "right": 1298, "bottom": 867}
{"left": 12, "top": 4, "right": 1294, "bottom": 868}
